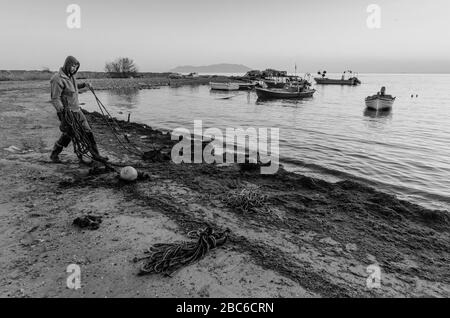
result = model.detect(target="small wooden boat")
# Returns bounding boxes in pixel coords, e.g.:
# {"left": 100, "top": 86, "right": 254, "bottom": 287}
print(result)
{"left": 256, "top": 87, "right": 316, "bottom": 99}
{"left": 210, "top": 82, "right": 240, "bottom": 91}
{"left": 365, "top": 87, "right": 395, "bottom": 110}
{"left": 365, "top": 95, "right": 395, "bottom": 111}
{"left": 315, "top": 70, "right": 361, "bottom": 86}
{"left": 314, "top": 77, "right": 361, "bottom": 86}
{"left": 237, "top": 82, "right": 256, "bottom": 90}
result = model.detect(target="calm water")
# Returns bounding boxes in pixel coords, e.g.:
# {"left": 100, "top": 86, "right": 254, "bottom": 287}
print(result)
{"left": 81, "top": 74, "right": 450, "bottom": 210}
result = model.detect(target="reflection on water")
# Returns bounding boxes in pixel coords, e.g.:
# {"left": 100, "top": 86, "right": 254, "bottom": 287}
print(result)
{"left": 256, "top": 97, "right": 312, "bottom": 107}
{"left": 186, "top": 85, "right": 200, "bottom": 94}
{"left": 363, "top": 108, "right": 392, "bottom": 119}
{"left": 209, "top": 89, "right": 235, "bottom": 96}
{"left": 106, "top": 88, "right": 140, "bottom": 110}
{"left": 81, "top": 74, "right": 450, "bottom": 210}
{"left": 363, "top": 109, "right": 393, "bottom": 130}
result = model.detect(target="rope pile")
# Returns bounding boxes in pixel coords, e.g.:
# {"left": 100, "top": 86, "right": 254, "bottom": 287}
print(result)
{"left": 222, "top": 187, "right": 268, "bottom": 213}
{"left": 133, "top": 227, "right": 230, "bottom": 276}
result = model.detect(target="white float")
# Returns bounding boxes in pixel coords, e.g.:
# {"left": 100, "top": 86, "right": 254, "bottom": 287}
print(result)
{"left": 120, "top": 166, "right": 138, "bottom": 181}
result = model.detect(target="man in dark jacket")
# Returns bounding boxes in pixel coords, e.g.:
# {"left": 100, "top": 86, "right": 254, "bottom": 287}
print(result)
{"left": 50, "top": 56, "right": 108, "bottom": 163}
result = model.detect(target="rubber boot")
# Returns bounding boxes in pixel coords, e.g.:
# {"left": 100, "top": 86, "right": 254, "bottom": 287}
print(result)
{"left": 87, "top": 132, "right": 109, "bottom": 162}
{"left": 50, "top": 144, "right": 64, "bottom": 163}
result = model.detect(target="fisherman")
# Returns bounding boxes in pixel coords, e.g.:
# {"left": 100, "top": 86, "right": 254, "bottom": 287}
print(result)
{"left": 49, "top": 56, "right": 108, "bottom": 163}
{"left": 378, "top": 86, "right": 394, "bottom": 98}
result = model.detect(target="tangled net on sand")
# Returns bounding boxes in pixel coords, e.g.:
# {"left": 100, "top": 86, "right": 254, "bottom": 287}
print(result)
{"left": 222, "top": 187, "right": 268, "bottom": 213}
{"left": 134, "top": 227, "right": 230, "bottom": 276}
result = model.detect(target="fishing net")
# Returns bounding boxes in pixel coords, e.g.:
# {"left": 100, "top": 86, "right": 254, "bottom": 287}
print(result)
{"left": 61, "top": 108, "right": 97, "bottom": 161}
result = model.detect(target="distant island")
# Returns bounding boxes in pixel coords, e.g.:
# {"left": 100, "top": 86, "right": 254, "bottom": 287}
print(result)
{"left": 170, "top": 63, "right": 252, "bottom": 73}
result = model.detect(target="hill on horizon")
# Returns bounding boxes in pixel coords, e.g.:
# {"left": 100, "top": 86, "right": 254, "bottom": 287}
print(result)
{"left": 170, "top": 63, "right": 252, "bottom": 73}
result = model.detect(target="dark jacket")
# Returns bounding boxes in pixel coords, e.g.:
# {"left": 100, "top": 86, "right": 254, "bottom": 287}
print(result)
{"left": 50, "top": 56, "right": 86, "bottom": 112}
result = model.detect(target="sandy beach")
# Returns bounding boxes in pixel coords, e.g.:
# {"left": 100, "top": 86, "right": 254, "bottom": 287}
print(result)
{"left": 0, "top": 79, "right": 449, "bottom": 298}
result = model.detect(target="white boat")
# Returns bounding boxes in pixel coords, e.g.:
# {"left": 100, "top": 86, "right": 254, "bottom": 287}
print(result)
{"left": 209, "top": 82, "right": 240, "bottom": 91}
{"left": 365, "top": 87, "right": 395, "bottom": 111}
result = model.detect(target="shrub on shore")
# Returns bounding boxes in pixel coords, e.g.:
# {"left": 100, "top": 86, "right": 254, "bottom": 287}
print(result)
{"left": 105, "top": 57, "right": 138, "bottom": 78}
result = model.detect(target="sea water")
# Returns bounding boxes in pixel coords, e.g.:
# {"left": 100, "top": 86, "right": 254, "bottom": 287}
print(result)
{"left": 81, "top": 73, "right": 450, "bottom": 211}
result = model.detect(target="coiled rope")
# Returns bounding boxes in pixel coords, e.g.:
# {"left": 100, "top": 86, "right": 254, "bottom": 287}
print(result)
{"left": 133, "top": 227, "right": 230, "bottom": 276}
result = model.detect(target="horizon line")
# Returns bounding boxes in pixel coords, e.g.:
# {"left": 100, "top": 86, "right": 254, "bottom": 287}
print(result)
{"left": 2, "top": 69, "right": 450, "bottom": 75}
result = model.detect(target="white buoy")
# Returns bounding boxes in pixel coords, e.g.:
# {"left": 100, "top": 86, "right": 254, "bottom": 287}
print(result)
{"left": 120, "top": 166, "right": 138, "bottom": 181}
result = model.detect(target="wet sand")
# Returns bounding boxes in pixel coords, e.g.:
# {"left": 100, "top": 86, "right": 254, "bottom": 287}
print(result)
{"left": 0, "top": 79, "right": 449, "bottom": 298}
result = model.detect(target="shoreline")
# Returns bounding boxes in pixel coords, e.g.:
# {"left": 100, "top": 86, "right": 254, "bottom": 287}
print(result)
{"left": 0, "top": 80, "right": 449, "bottom": 297}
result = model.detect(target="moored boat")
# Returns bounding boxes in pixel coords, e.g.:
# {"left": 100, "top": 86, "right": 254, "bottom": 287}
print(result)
{"left": 255, "top": 87, "right": 316, "bottom": 99}
{"left": 237, "top": 82, "right": 256, "bottom": 90}
{"left": 314, "top": 70, "right": 361, "bottom": 86}
{"left": 314, "top": 77, "right": 361, "bottom": 85}
{"left": 365, "top": 87, "right": 395, "bottom": 110}
{"left": 209, "top": 82, "right": 240, "bottom": 91}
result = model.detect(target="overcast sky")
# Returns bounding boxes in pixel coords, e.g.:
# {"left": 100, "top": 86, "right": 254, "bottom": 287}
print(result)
{"left": 1, "top": 0, "right": 449, "bottom": 73}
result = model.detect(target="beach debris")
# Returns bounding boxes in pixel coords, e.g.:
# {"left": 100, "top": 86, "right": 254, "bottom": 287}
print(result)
{"left": 3, "top": 145, "right": 33, "bottom": 154}
{"left": 137, "top": 171, "right": 151, "bottom": 180}
{"left": 88, "top": 164, "right": 115, "bottom": 176}
{"left": 20, "top": 232, "right": 36, "bottom": 246}
{"left": 134, "top": 226, "right": 230, "bottom": 276}
{"left": 222, "top": 187, "right": 268, "bottom": 213}
{"left": 73, "top": 215, "right": 102, "bottom": 230}
{"left": 142, "top": 147, "right": 171, "bottom": 162}
{"left": 4, "top": 146, "right": 21, "bottom": 153}
{"left": 120, "top": 166, "right": 138, "bottom": 181}
{"left": 20, "top": 226, "right": 41, "bottom": 246}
